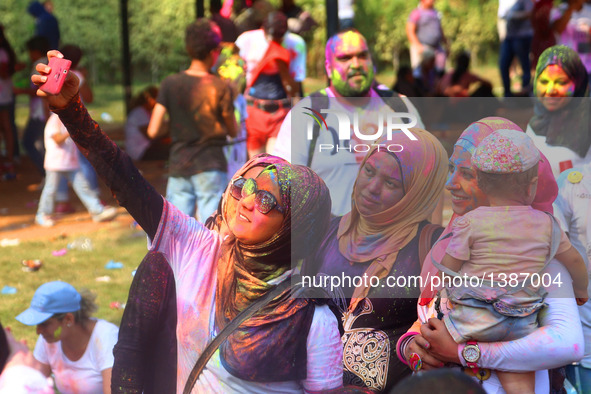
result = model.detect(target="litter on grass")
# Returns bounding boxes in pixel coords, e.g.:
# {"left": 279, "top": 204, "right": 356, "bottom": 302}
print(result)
{"left": 0, "top": 238, "right": 20, "bottom": 247}
{"left": 1, "top": 286, "right": 17, "bottom": 294}
{"left": 105, "top": 260, "right": 124, "bottom": 269}
{"left": 52, "top": 248, "right": 67, "bottom": 257}
{"left": 22, "top": 260, "right": 43, "bottom": 272}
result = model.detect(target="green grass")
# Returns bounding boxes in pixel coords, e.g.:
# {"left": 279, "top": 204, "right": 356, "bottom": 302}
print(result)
{"left": 0, "top": 225, "right": 149, "bottom": 348}
{"left": 86, "top": 84, "right": 127, "bottom": 125}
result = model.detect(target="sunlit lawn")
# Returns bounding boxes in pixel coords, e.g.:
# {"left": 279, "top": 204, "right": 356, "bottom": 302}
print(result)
{"left": 0, "top": 225, "right": 148, "bottom": 348}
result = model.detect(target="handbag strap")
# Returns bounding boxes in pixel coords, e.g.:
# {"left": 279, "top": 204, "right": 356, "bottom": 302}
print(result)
{"left": 182, "top": 279, "right": 292, "bottom": 394}
{"left": 419, "top": 223, "right": 441, "bottom": 269}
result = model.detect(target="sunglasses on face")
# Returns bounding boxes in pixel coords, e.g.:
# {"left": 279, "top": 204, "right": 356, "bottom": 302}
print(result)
{"left": 230, "top": 177, "right": 285, "bottom": 215}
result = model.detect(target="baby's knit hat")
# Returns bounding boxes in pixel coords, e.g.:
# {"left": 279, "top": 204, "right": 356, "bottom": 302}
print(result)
{"left": 473, "top": 129, "right": 540, "bottom": 173}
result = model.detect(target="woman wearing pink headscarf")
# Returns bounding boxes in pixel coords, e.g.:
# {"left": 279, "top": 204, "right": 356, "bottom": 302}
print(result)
{"left": 396, "top": 117, "right": 583, "bottom": 393}
{"left": 305, "top": 128, "right": 448, "bottom": 392}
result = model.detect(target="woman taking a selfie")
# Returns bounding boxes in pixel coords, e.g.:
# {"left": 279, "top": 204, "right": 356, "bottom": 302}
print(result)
{"left": 32, "top": 49, "right": 343, "bottom": 393}
{"left": 111, "top": 154, "right": 291, "bottom": 394}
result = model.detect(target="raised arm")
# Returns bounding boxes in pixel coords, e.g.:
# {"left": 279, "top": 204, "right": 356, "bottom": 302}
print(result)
{"left": 111, "top": 252, "right": 177, "bottom": 393}
{"left": 32, "top": 51, "right": 163, "bottom": 239}
{"left": 220, "top": 85, "right": 238, "bottom": 138}
{"left": 277, "top": 59, "right": 300, "bottom": 98}
{"left": 556, "top": 246, "right": 589, "bottom": 303}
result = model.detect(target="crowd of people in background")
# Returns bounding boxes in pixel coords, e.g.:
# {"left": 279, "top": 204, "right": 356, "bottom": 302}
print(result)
{"left": 1, "top": 0, "right": 591, "bottom": 393}
{"left": 1, "top": 1, "right": 118, "bottom": 224}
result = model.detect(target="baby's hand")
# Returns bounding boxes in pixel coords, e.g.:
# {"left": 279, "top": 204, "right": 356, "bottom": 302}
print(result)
{"left": 575, "top": 286, "right": 588, "bottom": 300}
{"left": 575, "top": 280, "right": 588, "bottom": 304}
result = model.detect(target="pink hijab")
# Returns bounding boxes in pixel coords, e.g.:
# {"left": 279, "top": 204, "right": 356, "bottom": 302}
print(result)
{"left": 419, "top": 116, "right": 558, "bottom": 297}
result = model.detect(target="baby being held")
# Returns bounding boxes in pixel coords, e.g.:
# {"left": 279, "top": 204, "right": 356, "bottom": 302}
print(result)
{"left": 428, "top": 129, "right": 588, "bottom": 394}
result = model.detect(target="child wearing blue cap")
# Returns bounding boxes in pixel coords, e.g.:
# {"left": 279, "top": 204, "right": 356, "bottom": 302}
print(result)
{"left": 423, "top": 129, "right": 588, "bottom": 393}
{"left": 16, "top": 281, "right": 118, "bottom": 394}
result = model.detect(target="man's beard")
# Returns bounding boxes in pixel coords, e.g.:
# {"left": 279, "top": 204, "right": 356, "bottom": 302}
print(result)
{"left": 332, "top": 69, "right": 374, "bottom": 97}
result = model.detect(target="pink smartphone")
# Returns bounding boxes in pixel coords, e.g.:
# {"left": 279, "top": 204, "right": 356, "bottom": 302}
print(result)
{"left": 39, "top": 57, "right": 72, "bottom": 95}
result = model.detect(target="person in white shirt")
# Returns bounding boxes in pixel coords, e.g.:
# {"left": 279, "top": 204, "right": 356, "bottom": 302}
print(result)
{"left": 34, "top": 49, "right": 346, "bottom": 394}
{"left": 554, "top": 163, "right": 591, "bottom": 393}
{"left": 0, "top": 323, "right": 55, "bottom": 394}
{"left": 35, "top": 113, "right": 117, "bottom": 227}
{"left": 16, "top": 281, "right": 119, "bottom": 394}
{"left": 273, "top": 29, "right": 424, "bottom": 216}
{"left": 235, "top": 12, "right": 302, "bottom": 156}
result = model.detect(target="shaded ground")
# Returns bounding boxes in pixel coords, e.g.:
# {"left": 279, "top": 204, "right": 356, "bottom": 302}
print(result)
{"left": 0, "top": 148, "right": 168, "bottom": 242}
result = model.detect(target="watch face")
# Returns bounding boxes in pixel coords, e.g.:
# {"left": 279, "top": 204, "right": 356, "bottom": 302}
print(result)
{"left": 463, "top": 346, "right": 480, "bottom": 363}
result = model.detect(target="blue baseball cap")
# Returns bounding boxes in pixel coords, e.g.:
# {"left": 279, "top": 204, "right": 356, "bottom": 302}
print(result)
{"left": 16, "top": 281, "right": 81, "bottom": 326}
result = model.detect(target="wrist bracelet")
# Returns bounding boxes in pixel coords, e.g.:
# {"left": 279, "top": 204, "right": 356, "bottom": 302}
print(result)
{"left": 396, "top": 331, "right": 420, "bottom": 366}
{"left": 400, "top": 338, "right": 413, "bottom": 365}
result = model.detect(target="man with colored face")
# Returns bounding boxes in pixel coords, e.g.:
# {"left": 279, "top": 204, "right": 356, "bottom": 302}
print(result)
{"left": 324, "top": 30, "right": 375, "bottom": 97}
{"left": 273, "top": 29, "right": 424, "bottom": 216}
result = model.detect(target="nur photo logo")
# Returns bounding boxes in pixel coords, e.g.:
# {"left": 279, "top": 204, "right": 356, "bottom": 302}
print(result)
{"left": 303, "top": 107, "right": 329, "bottom": 132}
{"left": 303, "top": 106, "right": 418, "bottom": 154}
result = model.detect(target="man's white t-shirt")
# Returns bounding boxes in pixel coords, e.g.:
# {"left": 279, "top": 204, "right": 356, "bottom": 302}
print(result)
{"left": 33, "top": 319, "right": 118, "bottom": 394}
{"left": 44, "top": 113, "right": 80, "bottom": 172}
{"left": 273, "top": 87, "right": 424, "bottom": 216}
{"left": 235, "top": 29, "right": 307, "bottom": 85}
{"left": 338, "top": 0, "right": 354, "bottom": 20}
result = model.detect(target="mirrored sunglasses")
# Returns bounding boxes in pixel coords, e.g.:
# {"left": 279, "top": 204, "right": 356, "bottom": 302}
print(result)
{"left": 230, "top": 177, "right": 285, "bottom": 215}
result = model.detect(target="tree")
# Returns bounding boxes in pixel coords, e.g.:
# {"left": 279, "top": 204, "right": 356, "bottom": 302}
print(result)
{"left": 1, "top": 0, "right": 501, "bottom": 83}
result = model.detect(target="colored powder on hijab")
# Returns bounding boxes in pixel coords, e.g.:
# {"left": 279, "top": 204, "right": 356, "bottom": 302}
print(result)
{"left": 530, "top": 45, "right": 591, "bottom": 157}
